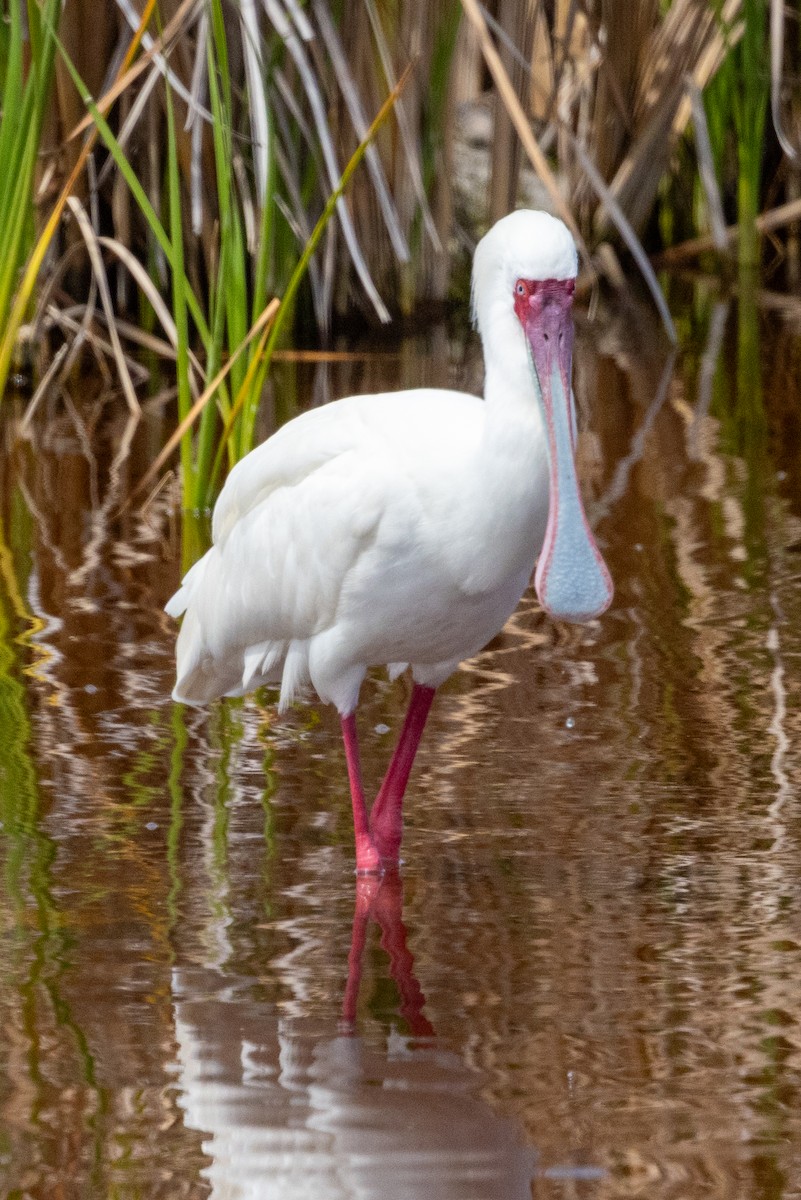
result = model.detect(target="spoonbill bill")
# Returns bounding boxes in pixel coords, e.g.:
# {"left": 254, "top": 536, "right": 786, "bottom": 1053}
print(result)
{"left": 166, "top": 209, "right": 613, "bottom": 873}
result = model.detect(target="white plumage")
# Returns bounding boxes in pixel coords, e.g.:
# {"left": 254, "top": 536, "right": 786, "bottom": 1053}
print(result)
{"left": 167, "top": 209, "right": 613, "bottom": 872}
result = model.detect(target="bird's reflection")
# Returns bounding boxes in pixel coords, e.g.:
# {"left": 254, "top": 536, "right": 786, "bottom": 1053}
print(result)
{"left": 340, "top": 869, "right": 433, "bottom": 1037}
{"left": 172, "top": 872, "right": 540, "bottom": 1199}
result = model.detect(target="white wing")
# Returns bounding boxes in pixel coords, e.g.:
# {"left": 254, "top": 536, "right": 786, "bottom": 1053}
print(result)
{"left": 167, "top": 388, "right": 485, "bottom": 708}
{"left": 211, "top": 389, "right": 485, "bottom": 545}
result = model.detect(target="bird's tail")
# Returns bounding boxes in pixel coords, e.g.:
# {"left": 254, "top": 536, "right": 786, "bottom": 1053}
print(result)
{"left": 166, "top": 553, "right": 240, "bottom": 705}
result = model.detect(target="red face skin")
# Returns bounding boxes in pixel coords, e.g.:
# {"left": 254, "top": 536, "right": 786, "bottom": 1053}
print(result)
{"left": 512, "top": 276, "right": 575, "bottom": 326}
{"left": 513, "top": 277, "right": 575, "bottom": 388}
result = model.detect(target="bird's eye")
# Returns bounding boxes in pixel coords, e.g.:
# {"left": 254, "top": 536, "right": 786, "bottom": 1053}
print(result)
{"left": 515, "top": 281, "right": 527, "bottom": 297}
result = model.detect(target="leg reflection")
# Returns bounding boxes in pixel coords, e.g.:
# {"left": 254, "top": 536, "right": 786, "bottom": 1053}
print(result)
{"left": 341, "top": 870, "right": 434, "bottom": 1038}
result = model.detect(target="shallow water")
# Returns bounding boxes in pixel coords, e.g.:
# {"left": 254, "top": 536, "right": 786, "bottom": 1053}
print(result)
{"left": 3, "top": 282, "right": 801, "bottom": 1199}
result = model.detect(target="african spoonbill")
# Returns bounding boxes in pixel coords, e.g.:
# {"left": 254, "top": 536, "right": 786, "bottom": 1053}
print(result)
{"left": 166, "top": 209, "right": 613, "bottom": 873}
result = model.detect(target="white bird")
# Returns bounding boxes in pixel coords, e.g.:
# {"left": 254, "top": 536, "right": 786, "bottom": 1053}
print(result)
{"left": 166, "top": 209, "right": 613, "bottom": 873}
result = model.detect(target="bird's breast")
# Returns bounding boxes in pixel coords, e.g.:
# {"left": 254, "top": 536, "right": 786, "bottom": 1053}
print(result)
{"left": 433, "top": 432, "right": 550, "bottom": 598}
{"left": 330, "top": 442, "right": 548, "bottom": 672}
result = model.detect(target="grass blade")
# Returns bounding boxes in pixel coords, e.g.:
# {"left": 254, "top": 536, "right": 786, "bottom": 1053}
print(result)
{"left": 66, "top": 196, "right": 141, "bottom": 412}
{"left": 164, "top": 67, "right": 194, "bottom": 501}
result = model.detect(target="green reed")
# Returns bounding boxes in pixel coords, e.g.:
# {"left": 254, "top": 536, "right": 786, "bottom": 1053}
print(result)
{"left": 0, "top": 0, "right": 62, "bottom": 398}
{"left": 136, "top": 0, "right": 276, "bottom": 513}
{"left": 702, "top": 0, "right": 769, "bottom": 266}
{"left": 732, "top": 0, "right": 769, "bottom": 268}
{"left": 192, "top": 0, "right": 276, "bottom": 499}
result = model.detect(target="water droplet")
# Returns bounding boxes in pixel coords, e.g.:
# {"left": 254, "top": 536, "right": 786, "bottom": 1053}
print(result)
{"left": 145, "top": 821, "right": 159, "bottom": 831}
{"left": 84, "top": 683, "right": 97, "bottom": 694}
{"left": 374, "top": 723, "right": 390, "bottom": 735}
{"left": 566, "top": 716, "right": 575, "bottom": 729}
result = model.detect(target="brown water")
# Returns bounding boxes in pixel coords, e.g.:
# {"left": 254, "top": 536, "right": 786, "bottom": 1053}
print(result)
{"left": 2, "top": 282, "right": 801, "bottom": 1199}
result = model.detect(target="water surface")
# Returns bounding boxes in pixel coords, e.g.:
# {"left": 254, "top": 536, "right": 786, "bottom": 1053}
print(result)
{"left": 2, "top": 283, "right": 801, "bottom": 1198}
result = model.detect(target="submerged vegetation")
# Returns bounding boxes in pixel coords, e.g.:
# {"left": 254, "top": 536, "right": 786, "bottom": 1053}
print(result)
{"left": 0, "top": 0, "right": 799, "bottom": 506}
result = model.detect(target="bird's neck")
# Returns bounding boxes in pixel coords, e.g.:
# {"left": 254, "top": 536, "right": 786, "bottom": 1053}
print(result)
{"left": 481, "top": 332, "right": 548, "bottom": 459}
{"left": 440, "top": 340, "right": 550, "bottom": 595}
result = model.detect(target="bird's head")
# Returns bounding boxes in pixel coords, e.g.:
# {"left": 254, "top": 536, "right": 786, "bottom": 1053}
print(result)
{"left": 472, "top": 210, "right": 613, "bottom": 624}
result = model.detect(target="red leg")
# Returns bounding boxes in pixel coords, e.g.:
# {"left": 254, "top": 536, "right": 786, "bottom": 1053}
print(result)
{"left": 340, "top": 875, "right": 379, "bottom": 1031}
{"left": 370, "top": 683, "right": 436, "bottom": 864}
{"left": 341, "top": 714, "right": 381, "bottom": 874}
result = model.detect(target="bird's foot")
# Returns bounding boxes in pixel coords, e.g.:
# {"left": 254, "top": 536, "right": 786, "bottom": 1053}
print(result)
{"left": 354, "top": 832, "right": 382, "bottom": 875}
{"left": 370, "top": 825, "right": 402, "bottom": 868}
